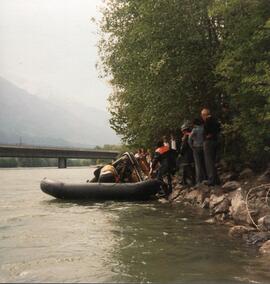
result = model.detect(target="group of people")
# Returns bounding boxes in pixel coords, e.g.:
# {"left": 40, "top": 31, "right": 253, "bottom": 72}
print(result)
{"left": 148, "top": 108, "right": 221, "bottom": 196}
{"left": 95, "top": 108, "right": 221, "bottom": 198}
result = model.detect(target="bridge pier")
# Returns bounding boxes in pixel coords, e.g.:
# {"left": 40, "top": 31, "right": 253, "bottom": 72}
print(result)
{"left": 58, "top": 157, "right": 67, "bottom": 168}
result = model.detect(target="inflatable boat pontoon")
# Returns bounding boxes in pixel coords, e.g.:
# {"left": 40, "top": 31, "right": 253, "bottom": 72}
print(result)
{"left": 40, "top": 178, "right": 161, "bottom": 201}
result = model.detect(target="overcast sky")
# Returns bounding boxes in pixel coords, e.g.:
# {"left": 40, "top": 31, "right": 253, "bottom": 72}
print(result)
{"left": 0, "top": 0, "right": 111, "bottom": 111}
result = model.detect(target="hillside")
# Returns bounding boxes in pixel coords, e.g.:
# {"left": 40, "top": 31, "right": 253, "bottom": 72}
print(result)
{"left": 0, "top": 77, "right": 120, "bottom": 147}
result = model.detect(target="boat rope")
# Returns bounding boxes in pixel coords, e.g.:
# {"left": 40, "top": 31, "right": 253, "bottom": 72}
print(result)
{"left": 245, "top": 183, "right": 270, "bottom": 232}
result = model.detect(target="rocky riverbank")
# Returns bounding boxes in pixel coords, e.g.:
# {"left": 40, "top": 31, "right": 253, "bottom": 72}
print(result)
{"left": 161, "top": 167, "right": 270, "bottom": 255}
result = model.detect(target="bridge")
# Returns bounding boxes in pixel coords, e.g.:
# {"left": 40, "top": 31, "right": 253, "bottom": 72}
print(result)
{"left": 0, "top": 144, "right": 120, "bottom": 168}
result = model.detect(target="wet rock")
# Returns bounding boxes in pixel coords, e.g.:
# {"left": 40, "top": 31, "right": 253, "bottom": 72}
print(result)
{"left": 258, "top": 215, "right": 270, "bottom": 231}
{"left": 257, "top": 169, "right": 270, "bottom": 183}
{"left": 185, "top": 190, "right": 199, "bottom": 204}
{"left": 239, "top": 168, "right": 254, "bottom": 180}
{"left": 222, "top": 181, "right": 241, "bottom": 192}
{"left": 209, "top": 194, "right": 225, "bottom": 209}
{"left": 228, "top": 225, "right": 255, "bottom": 238}
{"left": 214, "top": 213, "right": 228, "bottom": 222}
{"left": 201, "top": 197, "right": 210, "bottom": 209}
{"left": 229, "top": 189, "right": 249, "bottom": 224}
{"left": 245, "top": 231, "right": 270, "bottom": 246}
{"left": 158, "top": 198, "right": 169, "bottom": 204}
{"left": 169, "top": 188, "right": 182, "bottom": 201}
{"left": 195, "top": 190, "right": 205, "bottom": 204}
{"left": 212, "top": 197, "right": 231, "bottom": 214}
{"left": 205, "top": 218, "right": 215, "bottom": 224}
{"left": 259, "top": 240, "right": 270, "bottom": 254}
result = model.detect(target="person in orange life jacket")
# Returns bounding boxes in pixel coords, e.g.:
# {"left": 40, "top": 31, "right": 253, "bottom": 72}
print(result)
{"left": 149, "top": 141, "right": 173, "bottom": 196}
{"left": 179, "top": 124, "right": 195, "bottom": 186}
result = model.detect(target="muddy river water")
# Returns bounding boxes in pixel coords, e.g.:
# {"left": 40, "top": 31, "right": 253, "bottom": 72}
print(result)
{"left": 0, "top": 167, "right": 269, "bottom": 283}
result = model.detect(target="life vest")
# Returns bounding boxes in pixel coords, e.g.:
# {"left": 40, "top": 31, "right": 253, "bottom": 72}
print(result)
{"left": 155, "top": 145, "right": 170, "bottom": 155}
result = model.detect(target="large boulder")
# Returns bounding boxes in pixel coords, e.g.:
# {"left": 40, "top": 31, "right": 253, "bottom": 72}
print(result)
{"left": 222, "top": 181, "right": 241, "bottom": 193}
{"left": 259, "top": 240, "right": 270, "bottom": 254}
{"left": 258, "top": 215, "right": 270, "bottom": 231}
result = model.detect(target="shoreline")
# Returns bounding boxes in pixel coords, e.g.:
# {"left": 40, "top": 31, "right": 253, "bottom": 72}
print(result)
{"left": 160, "top": 167, "right": 270, "bottom": 255}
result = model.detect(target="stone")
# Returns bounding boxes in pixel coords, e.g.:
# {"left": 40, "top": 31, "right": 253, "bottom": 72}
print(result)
{"left": 169, "top": 188, "right": 182, "bottom": 201}
{"left": 214, "top": 213, "right": 227, "bottom": 222}
{"left": 185, "top": 190, "right": 199, "bottom": 203}
{"left": 212, "top": 197, "right": 231, "bottom": 214}
{"left": 222, "top": 181, "right": 241, "bottom": 192}
{"left": 209, "top": 194, "right": 225, "bottom": 209}
{"left": 205, "top": 218, "right": 215, "bottom": 224}
{"left": 158, "top": 198, "right": 169, "bottom": 204}
{"left": 239, "top": 168, "right": 254, "bottom": 180}
{"left": 228, "top": 225, "right": 255, "bottom": 238}
{"left": 220, "top": 172, "right": 238, "bottom": 183}
{"left": 245, "top": 232, "right": 270, "bottom": 246}
{"left": 201, "top": 197, "right": 210, "bottom": 209}
{"left": 258, "top": 215, "right": 270, "bottom": 231}
{"left": 259, "top": 240, "right": 270, "bottom": 254}
{"left": 229, "top": 188, "right": 249, "bottom": 224}
{"left": 257, "top": 169, "right": 270, "bottom": 183}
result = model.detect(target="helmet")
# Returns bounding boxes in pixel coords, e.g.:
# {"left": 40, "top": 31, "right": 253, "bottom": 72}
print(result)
{"left": 181, "top": 123, "right": 190, "bottom": 131}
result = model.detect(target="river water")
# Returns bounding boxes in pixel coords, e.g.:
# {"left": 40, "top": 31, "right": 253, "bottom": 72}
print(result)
{"left": 0, "top": 167, "right": 269, "bottom": 283}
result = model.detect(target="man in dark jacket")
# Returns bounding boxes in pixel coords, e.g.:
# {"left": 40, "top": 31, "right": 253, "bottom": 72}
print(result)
{"left": 179, "top": 124, "right": 195, "bottom": 186}
{"left": 149, "top": 141, "right": 173, "bottom": 196}
{"left": 201, "top": 108, "right": 221, "bottom": 186}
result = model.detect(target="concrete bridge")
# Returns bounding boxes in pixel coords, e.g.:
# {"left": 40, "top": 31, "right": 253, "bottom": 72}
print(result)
{"left": 0, "top": 144, "right": 119, "bottom": 168}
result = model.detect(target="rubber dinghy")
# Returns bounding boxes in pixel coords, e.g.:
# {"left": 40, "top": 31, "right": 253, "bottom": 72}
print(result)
{"left": 40, "top": 178, "right": 162, "bottom": 201}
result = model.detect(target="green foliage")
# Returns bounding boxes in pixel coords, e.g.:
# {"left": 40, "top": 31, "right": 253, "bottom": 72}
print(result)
{"left": 0, "top": 158, "right": 18, "bottom": 168}
{"left": 99, "top": 0, "right": 270, "bottom": 167}
{"left": 99, "top": 0, "right": 221, "bottom": 147}
{"left": 213, "top": 0, "right": 270, "bottom": 167}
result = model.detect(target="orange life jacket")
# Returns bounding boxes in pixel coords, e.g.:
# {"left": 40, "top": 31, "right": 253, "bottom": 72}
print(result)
{"left": 155, "top": 145, "right": 170, "bottom": 155}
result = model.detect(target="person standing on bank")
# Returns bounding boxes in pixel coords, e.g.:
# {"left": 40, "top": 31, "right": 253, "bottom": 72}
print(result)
{"left": 169, "top": 133, "right": 179, "bottom": 174}
{"left": 188, "top": 118, "right": 206, "bottom": 185}
{"left": 179, "top": 124, "right": 195, "bottom": 186}
{"left": 201, "top": 108, "right": 221, "bottom": 186}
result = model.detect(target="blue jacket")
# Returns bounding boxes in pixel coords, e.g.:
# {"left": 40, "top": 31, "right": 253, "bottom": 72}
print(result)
{"left": 188, "top": 125, "right": 204, "bottom": 148}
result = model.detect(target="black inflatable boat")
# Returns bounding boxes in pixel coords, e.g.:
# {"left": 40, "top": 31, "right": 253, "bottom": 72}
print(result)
{"left": 40, "top": 178, "right": 161, "bottom": 201}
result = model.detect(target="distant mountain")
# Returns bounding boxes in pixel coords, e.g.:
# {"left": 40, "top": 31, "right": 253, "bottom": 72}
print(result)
{"left": 0, "top": 77, "right": 120, "bottom": 147}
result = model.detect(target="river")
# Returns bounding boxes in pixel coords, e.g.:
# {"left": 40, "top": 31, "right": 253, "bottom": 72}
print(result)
{"left": 0, "top": 167, "right": 269, "bottom": 283}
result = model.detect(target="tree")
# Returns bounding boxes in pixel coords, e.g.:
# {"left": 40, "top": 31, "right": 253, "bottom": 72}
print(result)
{"left": 99, "top": 0, "right": 221, "bottom": 147}
{"left": 99, "top": 0, "right": 270, "bottom": 167}
{"left": 212, "top": 0, "right": 270, "bottom": 167}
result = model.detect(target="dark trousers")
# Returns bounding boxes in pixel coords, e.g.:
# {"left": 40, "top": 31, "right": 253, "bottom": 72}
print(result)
{"left": 203, "top": 140, "right": 219, "bottom": 185}
{"left": 193, "top": 147, "right": 206, "bottom": 184}
{"left": 157, "top": 170, "right": 172, "bottom": 195}
{"left": 181, "top": 164, "right": 195, "bottom": 186}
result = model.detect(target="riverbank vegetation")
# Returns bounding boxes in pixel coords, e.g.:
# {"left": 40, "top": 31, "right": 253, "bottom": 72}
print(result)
{"left": 99, "top": 0, "right": 270, "bottom": 170}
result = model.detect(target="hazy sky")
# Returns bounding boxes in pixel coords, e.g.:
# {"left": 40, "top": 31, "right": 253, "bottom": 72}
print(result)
{"left": 0, "top": 0, "right": 111, "bottom": 111}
